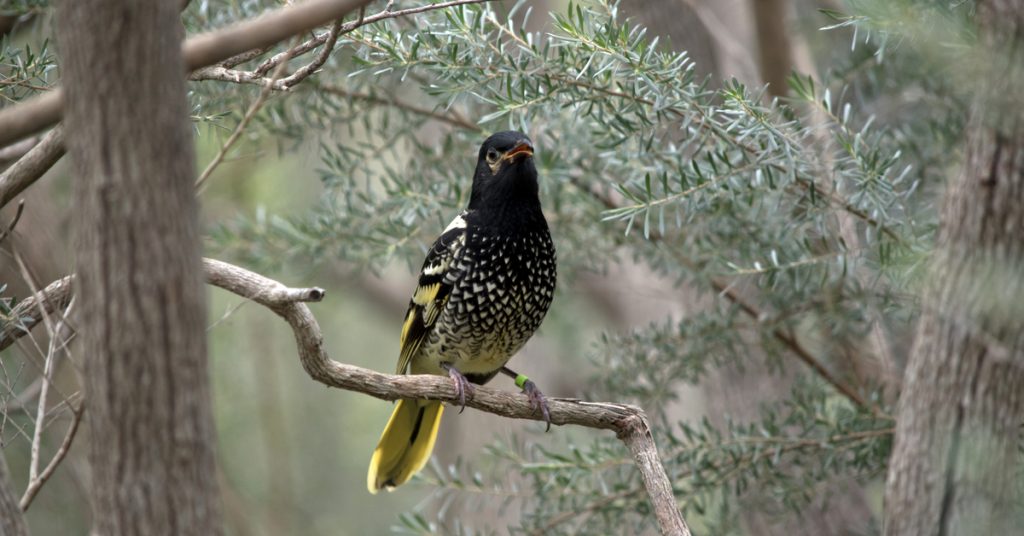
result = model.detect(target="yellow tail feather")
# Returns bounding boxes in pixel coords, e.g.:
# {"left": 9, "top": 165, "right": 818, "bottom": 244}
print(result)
{"left": 367, "top": 399, "right": 445, "bottom": 493}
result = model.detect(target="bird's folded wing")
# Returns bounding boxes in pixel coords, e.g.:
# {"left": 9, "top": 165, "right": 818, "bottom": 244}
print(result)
{"left": 396, "top": 212, "right": 470, "bottom": 374}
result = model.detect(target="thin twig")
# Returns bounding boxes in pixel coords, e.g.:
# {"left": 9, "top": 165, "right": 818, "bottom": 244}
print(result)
{"left": 565, "top": 174, "right": 874, "bottom": 411}
{"left": 27, "top": 297, "right": 74, "bottom": 483}
{"left": 19, "top": 403, "right": 83, "bottom": 511}
{"left": 656, "top": 244, "right": 873, "bottom": 411}
{"left": 191, "top": 0, "right": 491, "bottom": 89}
{"left": 0, "top": 0, "right": 378, "bottom": 146}
{"left": 205, "top": 258, "right": 689, "bottom": 535}
{"left": 0, "top": 275, "right": 74, "bottom": 353}
{"left": 252, "top": 0, "right": 488, "bottom": 77}
{"left": 318, "top": 84, "right": 481, "bottom": 131}
{"left": 712, "top": 277, "right": 871, "bottom": 410}
{"left": 12, "top": 252, "right": 74, "bottom": 406}
{"left": 28, "top": 334, "right": 54, "bottom": 482}
{"left": 11, "top": 260, "right": 691, "bottom": 536}
{"left": 195, "top": 43, "right": 296, "bottom": 192}
{"left": 0, "top": 200, "right": 25, "bottom": 244}
{"left": 279, "top": 7, "right": 363, "bottom": 89}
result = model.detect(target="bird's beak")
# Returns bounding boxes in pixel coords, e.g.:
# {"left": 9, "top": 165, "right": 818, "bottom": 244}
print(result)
{"left": 503, "top": 141, "right": 534, "bottom": 161}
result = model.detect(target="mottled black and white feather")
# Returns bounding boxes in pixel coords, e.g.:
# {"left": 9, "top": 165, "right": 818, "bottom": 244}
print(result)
{"left": 396, "top": 131, "right": 557, "bottom": 384}
{"left": 369, "top": 130, "right": 557, "bottom": 493}
{"left": 396, "top": 212, "right": 469, "bottom": 375}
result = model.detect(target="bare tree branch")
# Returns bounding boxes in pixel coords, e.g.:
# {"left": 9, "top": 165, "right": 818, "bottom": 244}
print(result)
{"left": 0, "top": 200, "right": 25, "bottom": 244}
{"left": 195, "top": 41, "right": 297, "bottom": 192}
{"left": 277, "top": 9, "right": 357, "bottom": 90}
{"left": 191, "top": 0, "right": 490, "bottom": 90}
{"left": 0, "top": 127, "right": 64, "bottom": 210}
{"left": 19, "top": 402, "right": 83, "bottom": 512}
{"left": 12, "top": 251, "right": 75, "bottom": 486}
{"left": 0, "top": 90, "right": 61, "bottom": 148}
{"left": 0, "top": 275, "right": 73, "bottom": 353}
{"left": 0, "top": 0, "right": 377, "bottom": 146}
{"left": 205, "top": 258, "right": 689, "bottom": 536}
{"left": 3, "top": 259, "right": 691, "bottom": 536}
{"left": 318, "top": 85, "right": 482, "bottom": 131}
{"left": 0, "top": 0, "right": 487, "bottom": 212}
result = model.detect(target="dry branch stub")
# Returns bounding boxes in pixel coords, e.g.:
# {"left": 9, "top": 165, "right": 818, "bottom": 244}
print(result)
{"left": 5, "top": 259, "right": 690, "bottom": 535}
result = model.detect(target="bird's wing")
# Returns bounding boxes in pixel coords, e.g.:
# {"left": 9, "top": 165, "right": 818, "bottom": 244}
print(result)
{"left": 395, "top": 212, "right": 470, "bottom": 374}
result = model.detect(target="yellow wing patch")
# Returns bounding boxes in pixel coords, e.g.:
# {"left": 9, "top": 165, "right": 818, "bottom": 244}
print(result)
{"left": 396, "top": 282, "right": 444, "bottom": 374}
{"left": 398, "top": 309, "right": 416, "bottom": 352}
{"left": 394, "top": 216, "right": 468, "bottom": 375}
{"left": 397, "top": 309, "right": 420, "bottom": 374}
{"left": 412, "top": 283, "right": 440, "bottom": 306}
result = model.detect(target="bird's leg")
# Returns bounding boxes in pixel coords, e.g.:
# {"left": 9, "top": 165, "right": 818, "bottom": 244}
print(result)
{"left": 500, "top": 366, "right": 552, "bottom": 431}
{"left": 441, "top": 362, "right": 474, "bottom": 413}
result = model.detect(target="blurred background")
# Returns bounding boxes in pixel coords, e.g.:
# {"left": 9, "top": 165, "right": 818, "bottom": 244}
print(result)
{"left": 1, "top": 0, "right": 974, "bottom": 533}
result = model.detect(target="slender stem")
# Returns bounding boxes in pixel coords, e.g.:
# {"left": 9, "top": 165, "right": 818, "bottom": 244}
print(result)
{"left": 195, "top": 41, "right": 296, "bottom": 192}
{"left": 11, "top": 260, "right": 692, "bottom": 536}
{"left": 318, "top": 84, "right": 481, "bottom": 131}
{"left": 19, "top": 404, "right": 83, "bottom": 511}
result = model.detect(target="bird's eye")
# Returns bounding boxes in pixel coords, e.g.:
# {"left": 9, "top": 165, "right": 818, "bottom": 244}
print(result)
{"left": 486, "top": 148, "right": 500, "bottom": 163}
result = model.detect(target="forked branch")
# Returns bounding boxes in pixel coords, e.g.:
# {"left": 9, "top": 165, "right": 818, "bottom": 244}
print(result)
{"left": 203, "top": 258, "right": 690, "bottom": 535}
{"left": 1, "top": 259, "right": 692, "bottom": 536}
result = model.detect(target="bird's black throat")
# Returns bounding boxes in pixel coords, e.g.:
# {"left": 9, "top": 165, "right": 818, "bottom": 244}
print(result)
{"left": 469, "top": 156, "right": 540, "bottom": 206}
{"left": 466, "top": 130, "right": 548, "bottom": 234}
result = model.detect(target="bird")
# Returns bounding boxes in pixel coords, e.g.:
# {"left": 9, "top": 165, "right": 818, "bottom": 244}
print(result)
{"left": 367, "top": 130, "right": 557, "bottom": 493}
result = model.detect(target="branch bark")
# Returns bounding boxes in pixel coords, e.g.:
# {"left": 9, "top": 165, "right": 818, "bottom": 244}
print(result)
{"left": 0, "top": 0, "right": 484, "bottom": 212}
{"left": 58, "top": 0, "right": 223, "bottom": 532}
{"left": 19, "top": 404, "right": 83, "bottom": 512}
{"left": 0, "top": 275, "right": 73, "bottom": 353}
{"left": 2, "top": 258, "right": 692, "bottom": 536}
{"left": 883, "top": 1, "right": 1024, "bottom": 533}
{"left": 203, "top": 258, "right": 691, "bottom": 536}
{"left": 0, "top": 127, "right": 64, "bottom": 210}
{"left": 190, "top": 0, "right": 488, "bottom": 90}
{"left": 0, "top": 0, "right": 375, "bottom": 146}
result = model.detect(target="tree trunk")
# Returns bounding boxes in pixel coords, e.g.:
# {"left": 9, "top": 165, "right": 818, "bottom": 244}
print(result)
{"left": 57, "top": 1, "right": 223, "bottom": 534}
{"left": 883, "top": 2, "right": 1024, "bottom": 534}
{"left": 750, "top": 0, "right": 792, "bottom": 97}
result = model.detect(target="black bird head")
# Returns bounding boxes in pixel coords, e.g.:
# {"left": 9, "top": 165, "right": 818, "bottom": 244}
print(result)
{"left": 468, "top": 131, "right": 539, "bottom": 212}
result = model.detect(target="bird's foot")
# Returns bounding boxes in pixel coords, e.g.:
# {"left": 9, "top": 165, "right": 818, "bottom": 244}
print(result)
{"left": 519, "top": 378, "right": 552, "bottom": 432}
{"left": 442, "top": 363, "right": 474, "bottom": 413}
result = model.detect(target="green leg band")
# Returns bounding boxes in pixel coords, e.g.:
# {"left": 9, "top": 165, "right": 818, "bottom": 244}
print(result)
{"left": 515, "top": 374, "right": 530, "bottom": 389}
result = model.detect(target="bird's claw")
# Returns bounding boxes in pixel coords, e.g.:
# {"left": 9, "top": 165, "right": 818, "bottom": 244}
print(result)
{"left": 445, "top": 364, "right": 474, "bottom": 413}
{"left": 521, "top": 379, "right": 552, "bottom": 431}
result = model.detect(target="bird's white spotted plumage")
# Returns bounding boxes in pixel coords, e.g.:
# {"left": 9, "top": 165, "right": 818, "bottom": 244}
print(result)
{"left": 369, "top": 130, "right": 556, "bottom": 493}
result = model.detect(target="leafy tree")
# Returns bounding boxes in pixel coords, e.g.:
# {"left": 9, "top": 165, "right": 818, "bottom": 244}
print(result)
{"left": 1, "top": 0, "right": 1021, "bottom": 534}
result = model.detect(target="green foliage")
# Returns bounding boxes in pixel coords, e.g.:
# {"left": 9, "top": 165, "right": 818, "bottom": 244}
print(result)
{"left": 0, "top": 36, "right": 55, "bottom": 103}
{"left": 2, "top": 0, "right": 982, "bottom": 533}
{"left": 187, "top": 0, "right": 970, "bottom": 532}
{"left": 0, "top": 1, "right": 50, "bottom": 17}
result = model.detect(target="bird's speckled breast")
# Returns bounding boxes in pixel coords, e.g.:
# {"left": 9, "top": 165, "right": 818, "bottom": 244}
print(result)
{"left": 413, "top": 226, "right": 556, "bottom": 379}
